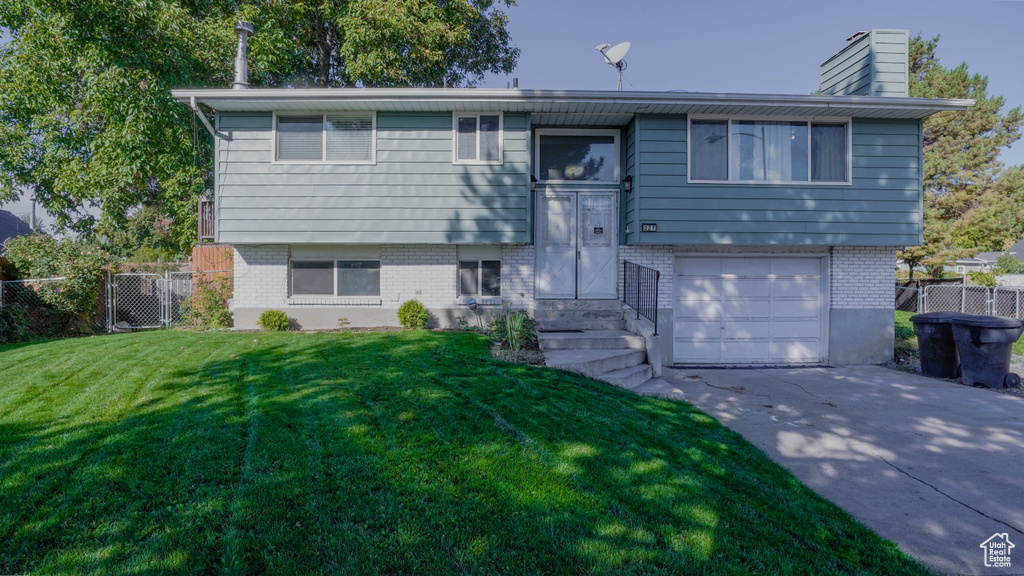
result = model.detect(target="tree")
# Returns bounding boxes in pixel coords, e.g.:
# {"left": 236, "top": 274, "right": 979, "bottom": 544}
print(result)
{"left": 0, "top": 0, "right": 519, "bottom": 251}
{"left": 898, "top": 34, "right": 1023, "bottom": 272}
{"left": 996, "top": 252, "right": 1024, "bottom": 275}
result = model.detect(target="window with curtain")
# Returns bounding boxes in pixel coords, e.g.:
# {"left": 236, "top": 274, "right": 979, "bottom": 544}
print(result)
{"left": 537, "top": 134, "right": 617, "bottom": 182}
{"left": 690, "top": 119, "right": 848, "bottom": 183}
{"left": 276, "top": 113, "right": 375, "bottom": 162}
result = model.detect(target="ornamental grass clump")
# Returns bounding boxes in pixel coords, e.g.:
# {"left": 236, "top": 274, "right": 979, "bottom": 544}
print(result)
{"left": 397, "top": 299, "right": 429, "bottom": 329}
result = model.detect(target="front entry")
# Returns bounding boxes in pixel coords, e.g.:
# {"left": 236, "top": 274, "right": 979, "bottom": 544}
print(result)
{"left": 536, "top": 190, "right": 618, "bottom": 299}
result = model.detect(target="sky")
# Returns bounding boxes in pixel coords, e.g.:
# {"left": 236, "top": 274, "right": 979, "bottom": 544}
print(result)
{"left": 2, "top": 0, "right": 1023, "bottom": 227}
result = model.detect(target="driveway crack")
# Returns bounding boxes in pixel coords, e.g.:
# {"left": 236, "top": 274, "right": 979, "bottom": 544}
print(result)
{"left": 880, "top": 457, "right": 1024, "bottom": 536}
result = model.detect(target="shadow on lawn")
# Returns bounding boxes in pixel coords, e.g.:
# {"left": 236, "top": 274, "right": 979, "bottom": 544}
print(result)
{"left": 0, "top": 332, "right": 929, "bottom": 575}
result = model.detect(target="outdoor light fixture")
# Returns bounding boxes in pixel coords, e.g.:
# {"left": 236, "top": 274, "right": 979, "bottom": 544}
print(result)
{"left": 530, "top": 175, "right": 537, "bottom": 192}
{"left": 622, "top": 175, "right": 633, "bottom": 193}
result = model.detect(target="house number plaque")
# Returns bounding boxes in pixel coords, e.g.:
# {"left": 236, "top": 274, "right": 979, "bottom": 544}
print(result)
{"left": 641, "top": 223, "right": 657, "bottom": 232}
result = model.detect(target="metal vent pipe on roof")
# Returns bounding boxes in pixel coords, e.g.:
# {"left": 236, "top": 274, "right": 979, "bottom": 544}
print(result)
{"left": 232, "top": 22, "right": 254, "bottom": 90}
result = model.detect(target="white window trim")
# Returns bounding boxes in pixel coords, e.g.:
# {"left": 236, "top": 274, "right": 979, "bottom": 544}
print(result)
{"left": 290, "top": 258, "right": 382, "bottom": 298}
{"left": 458, "top": 259, "right": 502, "bottom": 298}
{"left": 687, "top": 115, "right": 852, "bottom": 186}
{"left": 452, "top": 112, "right": 504, "bottom": 165}
{"left": 273, "top": 112, "right": 377, "bottom": 165}
{"left": 534, "top": 128, "right": 621, "bottom": 184}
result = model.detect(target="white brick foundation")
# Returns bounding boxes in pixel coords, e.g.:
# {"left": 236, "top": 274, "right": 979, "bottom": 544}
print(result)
{"left": 233, "top": 245, "right": 289, "bottom": 308}
{"left": 830, "top": 246, "right": 897, "bottom": 309}
{"left": 380, "top": 245, "right": 457, "bottom": 308}
{"left": 502, "top": 245, "right": 536, "bottom": 308}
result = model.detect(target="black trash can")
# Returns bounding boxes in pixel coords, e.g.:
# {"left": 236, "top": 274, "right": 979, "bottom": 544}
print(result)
{"left": 910, "top": 312, "right": 971, "bottom": 378}
{"left": 949, "top": 315, "right": 1024, "bottom": 389}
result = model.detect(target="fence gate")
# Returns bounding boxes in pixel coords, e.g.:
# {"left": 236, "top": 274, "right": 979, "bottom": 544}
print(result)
{"left": 112, "top": 273, "right": 165, "bottom": 329}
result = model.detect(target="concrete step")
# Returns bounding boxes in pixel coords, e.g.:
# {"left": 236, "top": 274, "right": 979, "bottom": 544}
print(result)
{"left": 534, "top": 299, "right": 622, "bottom": 311}
{"left": 537, "top": 318, "right": 626, "bottom": 331}
{"left": 539, "top": 330, "right": 645, "bottom": 351}
{"left": 544, "top": 348, "right": 646, "bottom": 378}
{"left": 533, "top": 308, "right": 625, "bottom": 321}
{"left": 598, "top": 364, "right": 654, "bottom": 389}
{"left": 630, "top": 378, "right": 686, "bottom": 400}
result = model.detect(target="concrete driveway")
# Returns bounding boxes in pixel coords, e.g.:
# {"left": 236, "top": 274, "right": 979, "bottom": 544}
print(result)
{"left": 657, "top": 365, "right": 1024, "bottom": 576}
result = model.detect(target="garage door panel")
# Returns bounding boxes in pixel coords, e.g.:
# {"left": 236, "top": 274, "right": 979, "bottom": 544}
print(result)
{"left": 772, "top": 299, "right": 822, "bottom": 317}
{"left": 772, "top": 257, "right": 821, "bottom": 275}
{"left": 675, "top": 277, "right": 722, "bottom": 300}
{"left": 722, "top": 259, "right": 770, "bottom": 275}
{"left": 773, "top": 320, "right": 820, "bottom": 339}
{"left": 723, "top": 321, "right": 770, "bottom": 340}
{"left": 674, "top": 340, "right": 722, "bottom": 362}
{"left": 721, "top": 341, "right": 771, "bottom": 361}
{"left": 675, "top": 321, "right": 722, "bottom": 339}
{"left": 723, "top": 300, "right": 771, "bottom": 318}
{"left": 773, "top": 278, "right": 821, "bottom": 294}
{"left": 723, "top": 278, "right": 769, "bottom": 298}
{"left": 772, "top": 341, "right": 819, "bottom": 362}
{"left": 679, "top": 258, "right": 723, "bottom": 276}
{"left": 674, "top": 300, "right": 722, "bottom": 321}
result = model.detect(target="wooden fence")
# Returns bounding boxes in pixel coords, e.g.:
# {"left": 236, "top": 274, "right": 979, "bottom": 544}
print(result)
{"left": 0, "top": 257, "right": 9, "bottom": 280}
{"left": 191, "top": 244, "right": 233, "bottom": 278}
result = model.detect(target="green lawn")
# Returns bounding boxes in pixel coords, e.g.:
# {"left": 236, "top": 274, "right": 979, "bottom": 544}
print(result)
{"left": 0, "top": 331, "right": 930, "bottom": 575}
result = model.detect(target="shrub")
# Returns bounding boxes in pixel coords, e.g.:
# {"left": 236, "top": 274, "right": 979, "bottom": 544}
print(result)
{"left": 180, "top": 274, "right": 233, "bottom": 330}
{"left": 967, "top": 270, "right": 996, "bottom": 287}
{"left": 0, "top": 305, "right": 30, "bottom": 344}
{"left": 3, "top": 234, "right": 111, "bottom": 333}
{"left": 257, "top": 309, "right": 291, "bottom": 331}
{"left": 397, "top": 299, "right": 429, "bottom": 329}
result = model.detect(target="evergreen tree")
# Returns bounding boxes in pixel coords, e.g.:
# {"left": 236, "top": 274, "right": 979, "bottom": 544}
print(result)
{"left": 899, "top": 34, "right": 1023, "bottom": 274}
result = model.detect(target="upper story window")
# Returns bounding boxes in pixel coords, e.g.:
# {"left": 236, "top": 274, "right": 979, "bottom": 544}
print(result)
{"left": 536, "top": 129, "right": 620, "bottom": 183}
{"left": 275, "top": 113, "right": 376, "bottom": 164}
{"left": 453, "top": 113, "right": 502, "bottom": 164}
{"left": 689, "top": 118, "right": 849, "bottom": 184}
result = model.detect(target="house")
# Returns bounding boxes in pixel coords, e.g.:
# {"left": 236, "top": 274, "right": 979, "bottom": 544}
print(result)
{"left": 0, "top": 209, "right": 33, "bottom": 255}
{"left": 946, "top": 252, "right": 1001, "bottom": 275}
{"left": 172, "top": 28, "right": 970, "bottom": 367}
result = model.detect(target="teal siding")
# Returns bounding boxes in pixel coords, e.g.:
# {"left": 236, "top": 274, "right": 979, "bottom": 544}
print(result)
{"left": 622, "top": 119, "right": 637, "bottom": 244}
{"left": 632, "top": 117, "right": 923, "bottom": 246}
{"left": 215, "top": 111, "right": 531, "bottom": 244}
{"left": 820, "top": 29, "right": 908, "bottom": 98}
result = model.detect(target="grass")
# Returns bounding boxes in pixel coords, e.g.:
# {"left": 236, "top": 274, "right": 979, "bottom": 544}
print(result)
{"left": 0, "top": 330, "right": 931, "bottom": 575}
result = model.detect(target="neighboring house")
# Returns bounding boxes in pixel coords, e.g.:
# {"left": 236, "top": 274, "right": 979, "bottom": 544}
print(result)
{"left": 173, "top": 28, "right": 970, "bottom": 366}
{"left": 946, "top": 252, "right": 1002, "bottom": 275}
{"left": 0, "top": 209, "right": 33, "bottom": 255}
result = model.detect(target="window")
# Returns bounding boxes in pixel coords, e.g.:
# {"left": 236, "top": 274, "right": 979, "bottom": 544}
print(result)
{"left": 537, "top": 132, "right": 619, "bottom": 182}
{"left": 291, "top": 260, "right": 380, "bottom": 296}
{"left": 689, "top": 119, "right": 849, "bottom": 184}
{"left": 459, "top": 260, "right": 501, "bottom": 297}
{"left": 453, "top": 113, "right": 502, "bottom": 164}
{"left": 276, "top": 113, "right": 375, "bottom": 163}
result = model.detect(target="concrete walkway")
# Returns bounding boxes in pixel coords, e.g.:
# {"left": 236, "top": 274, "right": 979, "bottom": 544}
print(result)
{"left": 648, "top": 366, "right": 1024, "bottom": 576}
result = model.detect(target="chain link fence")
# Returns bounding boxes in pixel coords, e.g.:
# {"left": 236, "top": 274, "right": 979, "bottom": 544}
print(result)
{"left": 2, "top": 270, "right": 232, "bottom": 341}
{"left": 918, "top": 283, "right": 1024, "bottom": 319}
{"left": 0, "top": 275, "right": 109, "bottom": 340}
{"left": 895, "top": 284, "right": 921, "bottom": 312}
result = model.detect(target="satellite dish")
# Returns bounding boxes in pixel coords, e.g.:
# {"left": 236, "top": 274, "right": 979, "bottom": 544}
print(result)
{"left": 595, "top": 41, "right": 631, "bottom": 90}
{"left": 603, "top": 42, "right": 630, "bottom": 65}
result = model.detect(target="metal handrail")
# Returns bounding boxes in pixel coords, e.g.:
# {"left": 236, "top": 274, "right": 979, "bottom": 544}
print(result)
{"left": 622, "top": 261, "right": 660, "bottom": 335}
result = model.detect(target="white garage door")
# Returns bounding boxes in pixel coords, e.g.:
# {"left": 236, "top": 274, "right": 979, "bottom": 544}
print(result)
{"left": 673, "top": 256, "right": 826, "bottom": 364}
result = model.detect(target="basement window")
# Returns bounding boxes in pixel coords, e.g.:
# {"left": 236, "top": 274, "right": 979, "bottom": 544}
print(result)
{"left": 459, "top": 260, "right": 501, "bottom": 297}
{"left": 291, "top": 260, "right": 380, "bottom": 296}
{"left": 275, "top": 113, "right": 376, "bottom": 164}
{"left": 453, "top": 113, "right": 503, "bottom": 164}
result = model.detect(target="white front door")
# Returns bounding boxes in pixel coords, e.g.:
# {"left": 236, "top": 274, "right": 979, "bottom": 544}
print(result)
{"left": 536, "top": 190, "right": 618, "bottom": 299}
